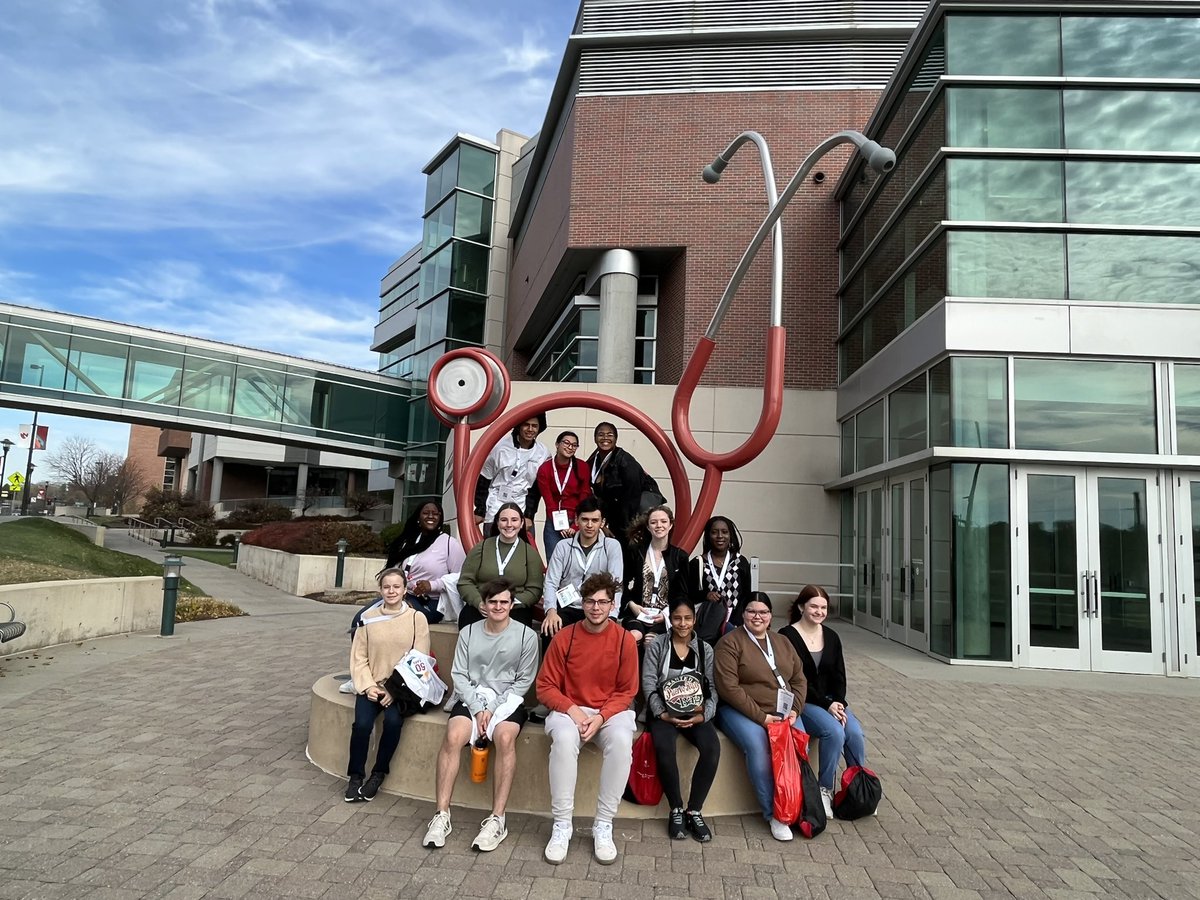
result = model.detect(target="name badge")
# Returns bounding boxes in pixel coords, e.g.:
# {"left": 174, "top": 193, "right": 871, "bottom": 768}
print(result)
{"left": 638, "top": 610, "right": 659, "bottom": 624}
{"left": 552, "top": 509, "right": 570, "bottom": 531}
{"left": 775, "top": 689, "right": 795, "bottom": 718}
{"left": 558, "top": 583, "right": 581, "bottom": 609}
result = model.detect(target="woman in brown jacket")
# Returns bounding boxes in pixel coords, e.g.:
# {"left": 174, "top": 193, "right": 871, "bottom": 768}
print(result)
{"left": 713, "top": 591, "right": 808, "bottom": 842}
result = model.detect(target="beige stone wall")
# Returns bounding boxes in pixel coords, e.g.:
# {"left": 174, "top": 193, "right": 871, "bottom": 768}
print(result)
{"left": 0, "top": 577, "right": 161, "bottom": 656}
{"left": 237, "top": 544, "right": 385, "bottom": 596}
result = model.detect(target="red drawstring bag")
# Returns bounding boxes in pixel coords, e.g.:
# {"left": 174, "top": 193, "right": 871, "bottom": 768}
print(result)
{"left": 768, "top": 720, "right": 802, "bottom": 825}
{"left": 623, "top": 730, "right": 663, "bottom": 805}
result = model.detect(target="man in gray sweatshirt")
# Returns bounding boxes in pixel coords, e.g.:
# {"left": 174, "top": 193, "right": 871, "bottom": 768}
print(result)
{"left": 541, "top": 497, "right": 624, "bottom": 637}
{"left": 422, "top": 578, "right": 539, "bottom": 853}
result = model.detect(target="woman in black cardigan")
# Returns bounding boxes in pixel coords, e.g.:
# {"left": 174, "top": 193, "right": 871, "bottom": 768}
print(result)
{"left": 781, "top": 584, "right": 869, "bottom": 819}
{"left": 587, "top": 422, "right": 651, "bottom": 548}
{"left": 621, "top": 505, "right": 689, "bottom": 646}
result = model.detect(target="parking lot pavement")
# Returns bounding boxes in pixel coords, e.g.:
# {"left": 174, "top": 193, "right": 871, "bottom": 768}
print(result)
{"left": 2, "top": 557, "right": 1199, "bottom": 899}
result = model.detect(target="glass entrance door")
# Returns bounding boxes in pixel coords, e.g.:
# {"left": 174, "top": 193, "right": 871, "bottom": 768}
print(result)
{"left": 1016, "top": 467, "right": 1165, "bottom": 674}
{"left": 884, "top": 477, "right": 928, "bottom": 650}
{"left": 1173, "top": 475, "right": 1200, "bottom": 676}
{"left": 854, "top": 483, "right": 884, "bottom": 633}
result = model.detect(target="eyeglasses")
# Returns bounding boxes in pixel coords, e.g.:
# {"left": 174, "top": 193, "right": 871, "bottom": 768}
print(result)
{"left": 744, "top": 609, "right": 772, "bottom": 618}
{"left": 583, "top": 598, "right": 614, "bottom": 607}
{"left": 559, "top": 441, "right": 579, "bottom": 449}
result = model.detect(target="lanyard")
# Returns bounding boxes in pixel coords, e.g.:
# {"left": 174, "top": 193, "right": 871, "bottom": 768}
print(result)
{"left": 574, "top": 539, "right": 602, "bottom": 577}
{"left": 705, "top": 552, "right": 732, "bottom": 588}
{"left": 495, "top": 539, "right": 519, "bottom": 575}
{"left": 746, "top": 627, "right": 787, "bottom": 690}
{"left": 552, "top": 460, "right": 572, "bottom": 499}
{"left": 361, "top": 601, "right": 408, "bottom": 626}
{"left": 646, "top": 546, "right": 666, "bottom": 589}
{"left": 592, "top": 450, "right": 612, "bottom": 484}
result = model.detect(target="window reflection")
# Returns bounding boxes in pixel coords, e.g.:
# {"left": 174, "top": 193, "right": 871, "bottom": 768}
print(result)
{"left": 1014, "top": 358, "right": 1156, "bottom": 453}
{"left": 946, "top": 15, "right": 1061, "bottom": 76}
{"left": 1176, "top": 364, "right": 1200, "bottom": 455}
{"left": 1067, "top": 162, "right": 1200, "bottom": 227}
{"left": 929, "top": 357, "right": 1008, "bottom": 450}
{"left": 856, "top": 400, "right": 885, "bottom": 469}
{"left": 233, "top": 367, "right": 286, "bottom": 421}
{"left": 1065, "top": 90, "right": 1200, "bottom": 152}
{"left": 949, "top": 231, "right": 1065, "bottom": 299}
{"left": 1063, "top": 16, "right": 1200, "bottom": 79}
{"left": 889, "top": 373, "right": 927, "bottom": 459}
{"left": 948, "top": 159, "right": 1063, "bottom": 222}
{"left": 1068, "top": 234, "right": 1200, "bottom": 305}
{"left": 946, "top": 88, "right": 1062, "bottom": 148}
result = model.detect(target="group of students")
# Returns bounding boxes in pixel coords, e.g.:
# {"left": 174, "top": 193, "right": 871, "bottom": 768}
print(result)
{"left": 343, "top": 431, "right": 872, "bottom": 863}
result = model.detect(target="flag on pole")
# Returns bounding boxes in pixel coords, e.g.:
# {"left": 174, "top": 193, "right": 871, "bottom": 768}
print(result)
{"left": 18, "top": 425, "right": 48, "bottom": 450}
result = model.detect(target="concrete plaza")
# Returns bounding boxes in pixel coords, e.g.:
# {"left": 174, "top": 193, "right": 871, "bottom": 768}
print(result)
{"left": 2, "top": 533, "right": 1199, "bottom": 899}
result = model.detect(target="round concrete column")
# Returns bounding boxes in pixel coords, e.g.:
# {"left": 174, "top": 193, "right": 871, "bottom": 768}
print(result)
{"left": 591, "top": 249, "right": 639, "bottom": 384}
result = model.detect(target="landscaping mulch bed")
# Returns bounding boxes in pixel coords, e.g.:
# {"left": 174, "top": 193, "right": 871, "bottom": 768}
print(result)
{"left": 305, "top": 590, "right": 377, "bottom": 606}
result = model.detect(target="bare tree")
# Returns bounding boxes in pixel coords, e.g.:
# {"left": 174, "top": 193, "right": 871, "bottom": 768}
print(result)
{"left": 108, "top": 457, "right": 148, "bottom": 515}
{"left": 44, "top": 436, "right": 124, "bottom": 513}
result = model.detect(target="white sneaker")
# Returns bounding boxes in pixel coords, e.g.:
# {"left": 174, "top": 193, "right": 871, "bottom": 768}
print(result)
{"left": 820, "top": 787, "right": 834, "bottom": 819}
{"left": 768, "top": 817, "right": 793, "bottom": 842}
{"left": 471, "top": 814, "right": 507, "bottom": 852}
{"left": 422, "top": 810, "right": 452, "bottom": 849}
{"left": 544, "top": 820, "right": 572, "bottom": 864}
{"left": 592, "top": 820, "right": 617, "bottom": 865}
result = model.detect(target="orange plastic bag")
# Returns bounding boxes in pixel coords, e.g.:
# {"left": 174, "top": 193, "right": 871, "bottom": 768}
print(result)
{"left": 768, "top": 720, "right": 801, "bottom": 825}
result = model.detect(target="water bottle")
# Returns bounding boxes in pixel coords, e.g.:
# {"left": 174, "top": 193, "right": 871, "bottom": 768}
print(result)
{"left": 470, "top": 737, "right": 490, "bottom": 783}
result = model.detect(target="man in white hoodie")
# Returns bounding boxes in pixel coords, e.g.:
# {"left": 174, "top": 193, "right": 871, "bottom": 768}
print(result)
{"left": 422, "top": 578, "right": 539, "bottom": 853}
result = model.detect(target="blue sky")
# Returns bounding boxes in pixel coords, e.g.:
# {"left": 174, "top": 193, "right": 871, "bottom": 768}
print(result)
{"left": 0, "top": 0, "right": 576, "bottom": 461}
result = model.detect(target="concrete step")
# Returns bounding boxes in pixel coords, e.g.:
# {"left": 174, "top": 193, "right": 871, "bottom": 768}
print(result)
{"left": 308, "top": 674, "right": 770, "bottom": 819}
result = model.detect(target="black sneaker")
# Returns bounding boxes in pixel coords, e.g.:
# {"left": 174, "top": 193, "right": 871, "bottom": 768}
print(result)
{"left": 685, "top": 809, "right": 712, "bottom": 842}
{"left": 360, "top": 773, "right": 384, "bottom": 801}
{"left": 344, "top": 776, "right": 364, "bottom": 802}
{"left": 668, "top": 807, "right": 686, "bottom": 840}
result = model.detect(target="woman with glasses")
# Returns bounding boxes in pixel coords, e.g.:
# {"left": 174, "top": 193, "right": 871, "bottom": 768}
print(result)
{"left": 532, "top": 431, "right": 592, "bottom": 561}
{"left": 713, "top": 591, "right": 809, "bottom": 842}
{"left": 457, "top": 503, "right": 543, "bottom": 629}
{"left": 781, "top": 584, "right": 869, "bottom": 819}
{"left": 621, "top": 505, "right": 690, "bottom": 647}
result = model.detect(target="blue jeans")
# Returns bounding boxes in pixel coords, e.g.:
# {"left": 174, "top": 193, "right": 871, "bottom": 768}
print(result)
{"left": 348, "top": 694, "right": 404, "bottom": 778}
{"left": 714, "top": 703, "right": 806, "bottom": 820}
{"left": 543, "top": 520, "right": 567, "bottom": 561}
{"left": 800, "top": 704, "right": 867, "bottom": 790}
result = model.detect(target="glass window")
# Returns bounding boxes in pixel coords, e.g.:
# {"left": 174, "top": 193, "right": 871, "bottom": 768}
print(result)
{"left": 948, "top": 159, "right": 1064, "bottom": 223}
{"left": 325, "top": 382, "right": 378, "bottom": 437}
{"left": 946, "top": 88, "right": 1062, "bottom": 149}
{"left": 889, "top": 373, "right": 927, "bottom": 459}
{"left": 423, "top": 196, "right": 454, "bottom": 253}
{"left": 455, "top": 193, "right": 492, "bottom": 245}
{"left": 65, "top": 335, "right": 128, "bottom": 397}
{"left": 127, "top": 346, "right": 183, "bottom": 406}
{"left": 946, "top": 15, "right": 1061, "bottom": 76}
{"left": 2, "top": 326, "right": 68, "bottom": 389}
{"left": 425, "top": 148, "right": 458, "bottom": 212}
{"left": 447, "top": 292, "right": 486, "bottom": 344}
{"left": 929, "top": 466, "right": 953, "bottom": 656}
{"left": 862, "top": 167, "right": 945, "bottom": 303}
{"left": 1178, "top": 364, "right": 1200, "bottom": 455}
{"left": 458, "top": 144, "right": 496, "bottom": 197}
{"left": 450, "top": 241, "right": 489, "bottom": 295}
{"left": 856, "top": 400, "right": 885, "bottom": 469}
{"left": 1068, "top": 234, "right": 1200, "bottom": 306}
{"left": 419, "top": 244, "right": 452, "bottom": 302}
{"left": 180, "top": 356, "right": 233, "bottom": 415}
{"left": 953, "top": 462, "right": 1011, "bottom": 661}
{"left": 1014, "top": 358, "right": 1156, "bottom": 453}
{"left": 233, "top": 366, "right": 286, "bottom": 421}
{"left": 930, "top": 357, "right": 1008, "bottom": 449}
{"left": 1067, "top": 162, "right": 1200, "bottom": 228}
{"left": 1065, "top": 90, "right": 1200, "bottom": 152}
{"left": 841, "top": 419, "right": 855, "bottom": 476}
{"left": 948, "top": 231, "right": 1065, "bottom": 300}
{"left": 1062, "top": 16, "right": 1200, "bottom": 79}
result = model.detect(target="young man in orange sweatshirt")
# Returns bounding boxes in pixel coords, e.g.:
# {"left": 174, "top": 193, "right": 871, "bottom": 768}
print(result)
{"left": 535, "top": 572, "right": 638, "bottom": 866}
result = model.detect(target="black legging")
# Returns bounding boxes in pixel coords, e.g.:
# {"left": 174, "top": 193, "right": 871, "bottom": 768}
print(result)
{"left": 648, "top": 717, "right": 721, "bottom": 811}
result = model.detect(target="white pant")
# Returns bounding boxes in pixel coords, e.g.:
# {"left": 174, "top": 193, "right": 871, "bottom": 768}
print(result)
{"left": 544, "top": 708, "right": 636, "bottom": 824}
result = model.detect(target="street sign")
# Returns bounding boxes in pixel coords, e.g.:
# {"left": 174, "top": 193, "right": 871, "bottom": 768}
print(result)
{"left": 8, "top": 472, "right": 24, "bottom": 492}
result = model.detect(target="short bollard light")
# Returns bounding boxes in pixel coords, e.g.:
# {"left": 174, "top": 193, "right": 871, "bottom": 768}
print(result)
{"left": 335, "top": 538, "right": 349, "bottom": 588}
{"left": 160, "top": 554, "right": 186, "bottom": 637}
{"left": 233, "top": 535, "right": 241, "bottom": 565}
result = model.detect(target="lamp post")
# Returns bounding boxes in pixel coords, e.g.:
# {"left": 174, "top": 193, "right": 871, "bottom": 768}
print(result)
{"left": 160, "top": 554, "right": 186, "bottom": 636}
{"left": 334, "top": 538, "right": 349, "bottom": 588}
{"left": 21, "top": 364, "right": 45, "bottom": 516}
{"left": 264, "top": 465, "right": 274, "bottom": 499}
{"left": 0, "top": 438, "right": 13, "bottom": 513}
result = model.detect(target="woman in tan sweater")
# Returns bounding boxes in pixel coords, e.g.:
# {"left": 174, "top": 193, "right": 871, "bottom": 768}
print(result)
{"left": 713, "top": 591, "right": 808, "bottom": 842}
{"left": 344, "top": 567, "right": 430, "bottom": 803}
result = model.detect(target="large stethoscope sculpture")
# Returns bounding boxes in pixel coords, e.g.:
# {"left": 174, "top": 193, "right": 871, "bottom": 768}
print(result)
{"left": 428, "top": 130, "right": 895, "bottom": 551}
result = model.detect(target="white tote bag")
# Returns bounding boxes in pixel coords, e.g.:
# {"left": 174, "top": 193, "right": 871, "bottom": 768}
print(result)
{"left": 436, "top": 572, "right": 463, "bottom": 620}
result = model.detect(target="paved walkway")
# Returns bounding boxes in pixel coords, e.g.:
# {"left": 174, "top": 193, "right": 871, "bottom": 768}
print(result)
{"left": 2, "top": 531, "right": 1200, "bottom": 899}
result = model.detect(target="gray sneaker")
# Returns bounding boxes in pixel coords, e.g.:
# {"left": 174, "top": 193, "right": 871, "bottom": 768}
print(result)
{"left": 343, "top": 776, "right": 364, "bottom": 802}
{"left": 471, "top": 814, "right": 507, "bottom": 852}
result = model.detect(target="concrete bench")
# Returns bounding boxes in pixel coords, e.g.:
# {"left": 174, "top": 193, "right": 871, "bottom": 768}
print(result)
{"left": 309, "top": 624, "right": 819, "bottom": 818}
{"left": 0, "top": 601, "right": 27, "bottom": 644}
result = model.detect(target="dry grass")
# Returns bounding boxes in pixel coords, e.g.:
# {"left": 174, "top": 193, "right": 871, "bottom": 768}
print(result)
{"left": 175, "top": 597, "right": 246, "bottom": 622}
{"left": 304, "top": 590, "right": 376, "bottom": 606}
